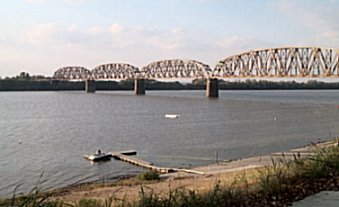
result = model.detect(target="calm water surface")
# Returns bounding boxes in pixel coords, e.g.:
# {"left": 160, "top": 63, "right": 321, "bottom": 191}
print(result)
{"left": 0, "top": 90, "right": 339, "bottom": 197}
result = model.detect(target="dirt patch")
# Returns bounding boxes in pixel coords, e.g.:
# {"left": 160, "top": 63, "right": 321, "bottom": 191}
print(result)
{"left": 49, "top": 168, "right": 260, "bottom": 204}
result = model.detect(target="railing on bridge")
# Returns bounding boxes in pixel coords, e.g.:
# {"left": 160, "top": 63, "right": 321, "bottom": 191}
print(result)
{"left": 139, "top": 59, "right": 216, "bottom": 96}
{"left": 53, "top": 64, "right": 140, "bottom": 80}
{"left": 91, "top": 63, "right": 140, "bottom": 80}
{"left": 53, "top": 66, "right": 91, "bottom": 80}
{"left": 213, "top": 47, "right": 339, "bottom": 78}
{"left": 140, "top": 59, "right": 212, "bottom": 79}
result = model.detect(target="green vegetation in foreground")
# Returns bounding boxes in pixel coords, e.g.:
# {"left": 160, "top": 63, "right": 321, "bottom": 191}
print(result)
{"left": 1, "top": 143, "right": 339, "bottom": 207}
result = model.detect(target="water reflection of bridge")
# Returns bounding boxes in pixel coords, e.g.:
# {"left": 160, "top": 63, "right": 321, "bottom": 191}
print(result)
{"left": 53, "top": 47, "right": 339, "bottom": 98}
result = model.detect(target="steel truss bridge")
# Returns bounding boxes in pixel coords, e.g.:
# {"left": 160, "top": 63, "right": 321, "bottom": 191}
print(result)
{"left": 53, "top": 59, "right": 213, "bottom": 80}
{"left": 53, "top": 47, "right": 339, "bottom": 96}
{"left": 214, "top": 47, "right": 339, "bottom": 78}
{"left": 53, "top": 47, "right": 339, "bottom": 80}
{"left": 140, "top": 59, "right": 212, "bottom": 79}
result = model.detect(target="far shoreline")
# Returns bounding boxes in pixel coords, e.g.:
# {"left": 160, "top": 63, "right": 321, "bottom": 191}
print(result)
{"left": 1, "top": 78, "right": 339, "bottom": 91}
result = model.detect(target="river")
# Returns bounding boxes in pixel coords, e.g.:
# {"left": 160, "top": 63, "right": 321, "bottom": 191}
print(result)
{"left": 0, "top": 90, "right": 338, "bottom": 197}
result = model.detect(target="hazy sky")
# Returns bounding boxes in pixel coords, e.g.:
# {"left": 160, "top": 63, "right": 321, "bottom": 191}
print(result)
{"left": 0, "top": 0, "right": 338, "bottom": 77}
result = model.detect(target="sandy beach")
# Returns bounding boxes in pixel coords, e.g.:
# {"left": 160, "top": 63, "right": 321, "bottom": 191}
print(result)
{"left": 48, "top": 140, "right": 338, "bottom": 205}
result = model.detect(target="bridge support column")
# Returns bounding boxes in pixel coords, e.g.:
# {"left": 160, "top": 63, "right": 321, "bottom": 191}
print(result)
{"left": 85, "top": 79, "right": 96, "bottom": 93}
{"left": 134, "top": 79, "right": 145, "bottom": 95}
{"left": 206, "top": 78, "right": 219, "bottom": 98}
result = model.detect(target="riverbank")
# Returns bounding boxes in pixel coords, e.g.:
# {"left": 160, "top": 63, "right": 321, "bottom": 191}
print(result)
{"left": 40, "top": 139, "right": 339, "bottom": 206}
{"left": 1, "top": 79, "right": 339, "bottom": 91}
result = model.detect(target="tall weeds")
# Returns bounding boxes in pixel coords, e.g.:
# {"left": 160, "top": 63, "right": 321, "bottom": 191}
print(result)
{"left": 2, "top": 143, "right": 339, "bottom": 207}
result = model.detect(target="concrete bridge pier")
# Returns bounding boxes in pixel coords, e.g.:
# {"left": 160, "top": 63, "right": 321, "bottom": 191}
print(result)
{"left": 85, "top": 79, "right": 96, "bottom": 93}
{"left": 134, "top": 79, "right": 145, "bottom": 95}
{"left": 206, "top": 78, "right": 219, "bottom": 98}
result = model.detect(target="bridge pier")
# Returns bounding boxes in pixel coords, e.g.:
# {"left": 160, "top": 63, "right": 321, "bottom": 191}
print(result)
{"left": 85, "top": 79, "right": 96, "bottom": 93}
{"left": 206, "top": 78, "right": 219, "bottom": 98}
{"left": 134, "top": 79, "right": 145, "bottom": 95}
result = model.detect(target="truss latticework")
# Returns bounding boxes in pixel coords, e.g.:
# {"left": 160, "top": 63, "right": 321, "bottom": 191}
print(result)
{"left": 91, "top": 63, "right": 140, "bottom": 80}
{"left": 53, "top": 66, "right": 91, "bottom": 80}
{"left": 141, "top": 59, "right": 212, "bottom": 79}
{"left": 213, "top": 47, "right": 339, "bottom": 78}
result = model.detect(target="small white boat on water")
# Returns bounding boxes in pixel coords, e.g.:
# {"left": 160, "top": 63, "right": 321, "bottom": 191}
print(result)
{"left": 165, "top": 114, "right": 180, "bottom": 119}
{"left": 84, "top": 150, "right": 112, "bottom": 162}
{"left": 84, "top": 150, "right": 137, "bottom": 162}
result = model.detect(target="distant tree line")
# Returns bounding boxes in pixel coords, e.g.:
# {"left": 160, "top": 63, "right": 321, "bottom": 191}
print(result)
{"left": 218, "top": 79, "right": 339, "bottom": 90}
{"left": 0, "top": 72, "right": 338, "bottom": 91}
{"left": 0, "top": 72, "right": 49, "bottom": 81}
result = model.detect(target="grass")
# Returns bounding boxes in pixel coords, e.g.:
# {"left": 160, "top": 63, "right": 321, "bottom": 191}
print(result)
{"left": 0, "top": 182, "right": 60, "bottom": 207}
{"left": 2, "top": 141, "right": 339, "bottom": 207}
{"left": 129, "top": 142, "right": 339, "bottom": 206}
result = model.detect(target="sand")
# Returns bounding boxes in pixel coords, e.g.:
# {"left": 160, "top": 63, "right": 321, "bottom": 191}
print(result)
{"left": 48, "top": 140, "right": 338, "bottom": 205}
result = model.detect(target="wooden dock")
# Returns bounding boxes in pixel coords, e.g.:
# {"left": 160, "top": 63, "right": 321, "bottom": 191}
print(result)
{"left": 110, "top": 150, "right": 137, "bottom": 156}
{"left": 111, "top": 153, "right": 175, "bottom": 174}
{"left": 108, "top": 150, "right": 203, "bottom": 174}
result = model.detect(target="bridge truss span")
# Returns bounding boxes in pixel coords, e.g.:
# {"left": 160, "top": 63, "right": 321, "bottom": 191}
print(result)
{"left": 53, "top": 66, "right": 91, "bottom": 80}
{"left": 91, "top": 63, "right": 140, "bottom": 80}
{"left": 213, "top": 47, "right": 339, "bottom": 78}
{"left": 141, "top": 59, "right": 212, "bottom": 79}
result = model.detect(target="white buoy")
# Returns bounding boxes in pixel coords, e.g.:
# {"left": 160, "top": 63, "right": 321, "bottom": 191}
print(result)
{"left": 165, "top": 114, "right": 180, "bottom": 119}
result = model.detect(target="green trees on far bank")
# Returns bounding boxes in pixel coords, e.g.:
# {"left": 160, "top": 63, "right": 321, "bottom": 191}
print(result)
{"left": 0, "top": 72, "right": 338, "bottom": 91}
{"left": 217, "top": 79, "right": 339, "bottom": 90}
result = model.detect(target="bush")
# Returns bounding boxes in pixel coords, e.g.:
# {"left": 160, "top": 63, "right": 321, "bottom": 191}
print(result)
{"left": 75, "top": 199, "right": 102, "bottom": 207}
{"left": 137, "top": 171, "right": 160, "bottom": 181}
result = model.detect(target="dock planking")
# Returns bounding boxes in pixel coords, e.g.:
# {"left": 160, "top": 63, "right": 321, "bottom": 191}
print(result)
{"left": 111, "top": 153, "right": 175, "bottom": 174}
{"left": 101, "top": 150, "right": 204, "bottom": 174}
